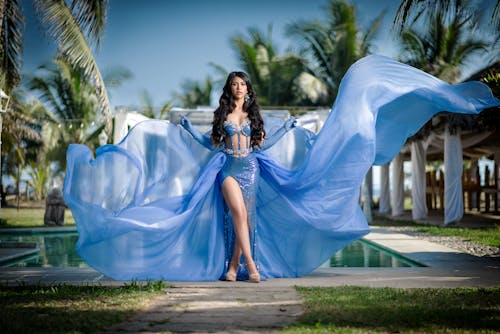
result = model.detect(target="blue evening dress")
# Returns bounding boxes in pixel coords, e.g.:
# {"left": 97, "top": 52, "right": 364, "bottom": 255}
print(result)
{"left": 63, "top": 55, "right": 500, "bottom": 281}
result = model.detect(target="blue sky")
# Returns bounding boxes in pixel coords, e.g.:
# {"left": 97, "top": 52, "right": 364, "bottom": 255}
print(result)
{"left": 21, "top": 0, "right": 493, "bottom": 110}
{"left": 22, "top": 0, "right": 404, "bottom": 109}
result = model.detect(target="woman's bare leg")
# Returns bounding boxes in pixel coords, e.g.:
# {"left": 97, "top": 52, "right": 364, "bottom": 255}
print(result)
{"left": 222, "top": 177, "right": 259, "bottom": 280}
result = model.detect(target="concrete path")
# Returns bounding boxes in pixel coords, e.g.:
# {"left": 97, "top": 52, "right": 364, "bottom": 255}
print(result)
{"left": 97, "top": 286, "right": 302, "bottom": 334}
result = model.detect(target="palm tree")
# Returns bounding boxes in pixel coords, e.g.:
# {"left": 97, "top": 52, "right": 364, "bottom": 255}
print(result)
{"left": 394, "top": 0, "right": 499, "bottom": 33}
{"left": 398, "top": 10, "right": 489, "bottom": 83}
{"left": 0, "top": 95, "right": 43, "bottom": 208}
{"left": 286, "top": 0, "right": 384, "bottom": 101}
{"left": 174, "top": 77, "right": 213, "bottom": 108}
{"left": 26, "top": 162, "right": 50, "bottom": 201}
{"left": 398, "top": 4, "right": 494, "bottom": 147}
{"left": 0, "top": 0, "right": 113, "bottom": 137}
{"left": 0, "top": 0, "right": 23, "bottom": 91}
{"left": 28, "top": 58, "right": 103, "bottom": 171}
{"left": 230, "top": 25, "right": 307, "bottom": 106}
{"left": 135, "top": 90, "right": 174, "bottom": 119}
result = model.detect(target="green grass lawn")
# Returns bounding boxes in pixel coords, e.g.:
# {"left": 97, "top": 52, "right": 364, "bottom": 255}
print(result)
{"left": 0, "top": 281, "right": 168, "bottom": 334}
{"left": 0, "top": 208, "right": 75, "bottom": 228}
{"left": 414, "top": 225, "right": 500, "bottom": 248}
{"left": 286, "top": 286, "right": 500, "bottom": 334}
{"left": 373, "top": 215, "right": 500, "bottom": 248}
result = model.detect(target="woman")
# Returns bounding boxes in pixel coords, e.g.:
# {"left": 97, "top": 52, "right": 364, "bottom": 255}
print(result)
{"left": 63, "top": 55, "right": 500, "bottom": 282}
{"left": 210, "top": 72, "right": 264, "bottom": 282}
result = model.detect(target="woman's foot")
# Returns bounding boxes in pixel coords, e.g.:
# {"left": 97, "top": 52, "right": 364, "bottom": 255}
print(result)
{"left": 245, "top": 260, "right": 260, "bottom": 283}
{"left": 225, "top": 261, "right": 239, "bottom": 281}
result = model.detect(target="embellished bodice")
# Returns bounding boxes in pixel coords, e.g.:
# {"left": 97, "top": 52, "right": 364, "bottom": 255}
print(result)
{"left": 223, "top": 118, "right": 252, "bottom": 156}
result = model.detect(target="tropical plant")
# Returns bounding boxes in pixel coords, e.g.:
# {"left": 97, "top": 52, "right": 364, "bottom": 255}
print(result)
{"left": 132, "top": 90, "right": 174, "bottom": 120}
{"left": 174, "top": 77, "right": 213, "bottom": 108}
{"left": 208, "top": 62, "right": 229, "bottom": 93}
{"left": 0, "top": 0, "right": 113, "bottom": 137}
{"left": 135, "top": 90, "right": 173, "bottom": 120}
{"left": 0, "top": 95, "right": 43, "bottom": 208}
{"left": 230, "top": 25, "right": 308, "bottom": 106}
{"left": 396, "top": 2, "right": 495, "bottom": 140}
{"left": 481, "top": 68, "right": 500, "bottom": 97}
{"left": 0, "top": 0, "right": 23, "bottom": 92}
{"left": 394, "top": 0, "right": 499, "bottom": 65}
{"left": 394, "top": 0, "right": 499, "bottom": 32}
{"left": 398, "top": 9, "right": 489, "bottom": 83}
{"left": 286, "top": 0, "right": 384, "bottom": 101}
{"left": 28, "top": 57, "right": 103, "bottom": 172}
{"left": 25, "top": 162, "right": 50, "bottom": 201}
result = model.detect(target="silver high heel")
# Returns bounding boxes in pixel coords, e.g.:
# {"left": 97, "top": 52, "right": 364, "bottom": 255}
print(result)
{"left": 246, "top": 262, "right": 260, "bottom": 283}
{"left": 248, "top": 272, "right": 260, "bottom": 283}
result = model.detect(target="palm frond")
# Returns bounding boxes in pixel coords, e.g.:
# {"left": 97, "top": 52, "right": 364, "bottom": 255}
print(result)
{"left": 159, "top": 100, "right": 174, "bottom": 120}
{"left": 28, "top": 75, "right": 64, "bottom": 119}
{"left": 102, "top": 65, "right": 133, "bottom": 89}
{"left": 208, "top": 62, "right": 228, "bottom": 88}
{"left": 1, "top": 0, "right": 24, "bottom": 91}
{"left": 393, "top": 0, "right": 447, "bottom": 31}
{"left": 360, "top": 10, "right": 385, "bottom": 56}
{"left": 34, "top": 0, "right": 112, "bottom": 139}
{"left": 174, "top": 77, "right": 212, "bottom": 108}
{"left": 452, "top": 39, "right": 488, "bottom": 65}
{"left": 70, "top": 0, "right": 108, "bottom": 49}
{"left": 399, "top": 30, "right": 426, "bottom": 67}
{"left": 139, "top": 90, "right": 155, "bottom": 118}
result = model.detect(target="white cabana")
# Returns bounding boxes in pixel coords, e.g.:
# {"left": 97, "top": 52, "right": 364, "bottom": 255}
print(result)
{"left": 444, "top": 128, "right": 464, "bottom": 224}
{"left": 411, "top": 140, "right": 428, "bottom": 220}
{"left": 378, "top": 163, "right": 391, "bottom": 214}
{"left": 376, "top": 127, "right": 498, "bottom": 224}
{"left": 391, "top": 153, "right": 405, "bottom": 216}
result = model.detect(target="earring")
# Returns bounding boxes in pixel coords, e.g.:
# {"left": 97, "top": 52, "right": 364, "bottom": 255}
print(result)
{"left": 244, "top": 94, "right": 250, "bottom": 102}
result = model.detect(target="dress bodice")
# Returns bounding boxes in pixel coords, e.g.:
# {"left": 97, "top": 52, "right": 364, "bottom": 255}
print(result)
{"left": 223, "top": 118, "right": 252, "bottom": 156}
{"left": 224, "top": 118, "right": 252, "bottom": 137}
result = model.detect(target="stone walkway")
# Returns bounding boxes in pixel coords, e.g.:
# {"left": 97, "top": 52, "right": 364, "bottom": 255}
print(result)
{"left": 97, "top": 286, "right": 302, "bottom": 334}
{"left": 98, "top": 226, "right": 500, "bottom": 333}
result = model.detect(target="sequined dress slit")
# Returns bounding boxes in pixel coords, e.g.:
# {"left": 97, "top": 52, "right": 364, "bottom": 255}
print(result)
{"left": 220, "top": 118, "right": 259, "bottom": 280}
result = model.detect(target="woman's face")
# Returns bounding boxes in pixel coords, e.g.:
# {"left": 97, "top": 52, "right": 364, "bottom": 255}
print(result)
{"left": 230, "top": 76, "right": 248, "bottom": 100}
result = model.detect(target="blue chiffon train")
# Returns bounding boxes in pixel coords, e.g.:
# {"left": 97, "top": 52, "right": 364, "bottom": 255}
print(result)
{"left": 63, "top": 55, "right": 500, "bottom": 280}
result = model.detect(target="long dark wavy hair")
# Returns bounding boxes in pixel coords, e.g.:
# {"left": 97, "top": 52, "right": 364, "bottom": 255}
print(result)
{"left": 211, "top": 71, "right": 265, "bottom": 148}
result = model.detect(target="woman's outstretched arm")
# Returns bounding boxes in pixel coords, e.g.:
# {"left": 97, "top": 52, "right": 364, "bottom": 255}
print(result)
{"left": 179, "top": 116, "right": 214, "bottom": 150}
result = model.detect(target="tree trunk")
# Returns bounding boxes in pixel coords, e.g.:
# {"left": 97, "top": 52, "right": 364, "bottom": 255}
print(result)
{"left": 0, "top": 115, "right": 3, "bottom": 208}
{"left": 0, "top": 0, "right": 5, "bottom": 208}
{"left": 0, "top": 0, "right": 5, "bottom": 37}
{"left": 16, "top": 164, "right": 20, "bottom": 211}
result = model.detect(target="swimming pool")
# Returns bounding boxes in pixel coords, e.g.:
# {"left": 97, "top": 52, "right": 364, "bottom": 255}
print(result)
{"left": 0, "top": 232, "right": 86, "bottom": 268}
{"left": 0, "top": 231, "right": 423, "bottom": 268}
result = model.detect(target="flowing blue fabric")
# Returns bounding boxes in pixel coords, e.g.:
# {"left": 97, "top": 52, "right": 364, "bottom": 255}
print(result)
{"left": 63, "top": 55, "right": 500, "bottom": 281}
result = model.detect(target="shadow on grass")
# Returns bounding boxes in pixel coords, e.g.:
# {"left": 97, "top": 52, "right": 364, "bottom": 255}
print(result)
{"left": 294, "top": 286, "right": 500, "bottom": 332}
{"left": 3, "top": 307, "right": 133, "bottom": 333}
{"left": 0, "top": 282, "right": 167, "bottom": 333}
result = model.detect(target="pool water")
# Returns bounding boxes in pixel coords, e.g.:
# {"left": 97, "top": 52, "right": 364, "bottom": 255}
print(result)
{"left": 0, "top": 232, "right": 86, "bottom": 268}
{"left": 0, "top": 232, "right": 423, "bottom": 268}
{"left": 326, "top": 239, "right": 423, "bottom": 267}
